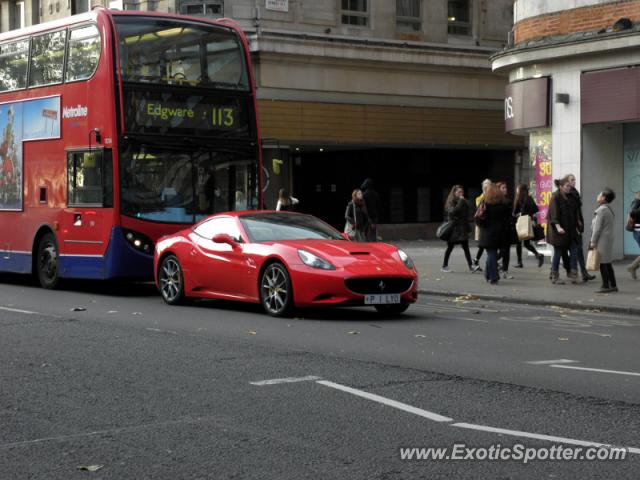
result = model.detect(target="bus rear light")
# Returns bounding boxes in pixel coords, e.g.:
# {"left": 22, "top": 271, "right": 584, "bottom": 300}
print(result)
{"left": 122, "top": 229, "right": 154, "bottom": 254}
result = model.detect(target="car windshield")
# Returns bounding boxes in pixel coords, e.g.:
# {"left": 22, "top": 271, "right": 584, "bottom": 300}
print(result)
{"left": 240, "top": 213, "right": 344, "bottom": 242}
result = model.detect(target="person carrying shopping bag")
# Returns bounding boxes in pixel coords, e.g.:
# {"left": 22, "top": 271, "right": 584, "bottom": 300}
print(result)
{"left": 344, "top": 189, "right": 369, "bottom": 242}
{"left": 513, "top": 183, "right": 545, "bottom": 268}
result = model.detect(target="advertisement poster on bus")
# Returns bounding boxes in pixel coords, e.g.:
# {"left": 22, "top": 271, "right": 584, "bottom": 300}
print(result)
{"left": 0, "top": 102, "right": 23, "bottom": 211}
{"left": 23, "top": 96, "right": 60, "bottom": 141}
{"left": 529, "top": 131, "right": 552, "bottom": 239}
{"left": 0, "top": 96, "right": 60, "bottom": 211}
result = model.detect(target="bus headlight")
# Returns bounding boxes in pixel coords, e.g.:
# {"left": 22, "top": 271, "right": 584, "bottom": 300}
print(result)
{"left": 123, "top": 229, "right": 154, "bottom": 254}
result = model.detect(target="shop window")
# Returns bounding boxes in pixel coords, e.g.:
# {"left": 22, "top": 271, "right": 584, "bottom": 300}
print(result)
{"left": 396, "top": 0, "right": 421, "bottom": 32}
{"left": 67, "top": 150, "right": 113, "bottom": 207}
{"left": 341, "top": 0, "right": 368, "bottom": 27}
{"left": 448, "top": 0, "right": 471, "bottom": 36}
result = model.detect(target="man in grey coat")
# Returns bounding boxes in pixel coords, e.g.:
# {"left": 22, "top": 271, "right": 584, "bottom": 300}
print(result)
{"left": 590, "top": 188, "right": 617, "bottom": 293}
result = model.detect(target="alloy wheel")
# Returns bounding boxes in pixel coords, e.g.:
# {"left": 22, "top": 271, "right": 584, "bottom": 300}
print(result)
{"left": 261, "top": 263, "right": 292, "bottom": 316}
{"left": 159, "top": 256, "right": 184, "bottom": 305}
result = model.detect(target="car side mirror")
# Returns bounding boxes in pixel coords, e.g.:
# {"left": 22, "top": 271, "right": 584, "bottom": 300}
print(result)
{"left": 212, "top": 233, "right": 240, "bottom": 250}
{"left": 341, "top": 233, "right": 351, "bottom": 241}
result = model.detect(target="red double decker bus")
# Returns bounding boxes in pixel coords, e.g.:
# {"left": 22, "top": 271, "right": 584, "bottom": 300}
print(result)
{"left": 0, "top": 7, "right": 262, "bottom": 288}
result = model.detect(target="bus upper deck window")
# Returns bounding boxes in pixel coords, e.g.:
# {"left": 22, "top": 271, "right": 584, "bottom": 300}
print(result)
{"left": 29, "top": 30, "right": 66, "bottom": 87}
{"left": 66, "top": 25, "right": 101, "bottom": 82}
{"left": 0, "top": 40, "right": 29, "bottom": 92}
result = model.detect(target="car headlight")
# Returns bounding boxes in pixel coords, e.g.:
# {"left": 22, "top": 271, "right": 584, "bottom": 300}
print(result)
{"left": 298, "top": 249, "right": 335, "bottom": 270}
{"left": 398, "top": 249, "right": 415, "bottom": 270}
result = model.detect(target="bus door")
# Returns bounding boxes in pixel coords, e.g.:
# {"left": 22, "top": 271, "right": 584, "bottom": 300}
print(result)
{"left": 62, "top": 149, "right": 113, "bottom": 259}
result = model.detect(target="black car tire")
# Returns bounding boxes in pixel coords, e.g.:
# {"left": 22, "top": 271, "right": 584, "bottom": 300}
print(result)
{"left": 374, "top": 303, "right": 410, "bottom": 315}
{"left": 260, "top": 262, "right": 293, "bottom": 317}
{"left": 158, "top": 255, "right": 185, "bottom": 305}
{"left": 37, "top": 232, "right": 60, "bottom": 289}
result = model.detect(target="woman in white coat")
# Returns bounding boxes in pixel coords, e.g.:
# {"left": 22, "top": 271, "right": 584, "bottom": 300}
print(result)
{"left": 590, "top": 188, "right": 617, "bottom": 293}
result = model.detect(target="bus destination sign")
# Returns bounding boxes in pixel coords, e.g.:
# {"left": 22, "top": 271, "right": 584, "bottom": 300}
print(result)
{"left": 123, "top": 90, "right": 251, "bottom": 138}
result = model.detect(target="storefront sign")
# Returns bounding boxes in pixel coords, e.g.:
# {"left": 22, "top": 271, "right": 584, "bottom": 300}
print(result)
{"left": 582, "top": 67, "right": 640, "bottom": 124}
{"left": 530, "top": 131, "right": 552, "bottom": 238}
{"left": 505, "top": 78, "right": 550, "bottom": 133}
{"left": 266, "top": 0, "right": 288, "bottom": 12}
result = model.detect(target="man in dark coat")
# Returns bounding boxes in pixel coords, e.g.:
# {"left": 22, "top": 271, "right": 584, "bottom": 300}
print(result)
{"left": 567, "top": 174, "right": 595, "bottom": 281}
{"left": 361, "top": 178, "right": 381, "bottom": 241}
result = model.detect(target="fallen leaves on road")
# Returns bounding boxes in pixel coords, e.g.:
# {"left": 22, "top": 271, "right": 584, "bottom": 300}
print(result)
{"left": 347, "top": 331, "right": 360, "bottom": 335}
{"left": 454, "top": 294, "right": 480, "bottom": 303}
{"left": 247, "top": 330, "right": 257, "bottom": 335}
{"left": 77, "top": 465, "right": 104, "bottom": 472}
{"left": 71, "top": 307, "right": 86, "bottom": 312}
{"left": 558, "top": 337, "right": 569, "bottom": 341}
{"left": 414, "top": 334, "right": 427, "bottom": 338}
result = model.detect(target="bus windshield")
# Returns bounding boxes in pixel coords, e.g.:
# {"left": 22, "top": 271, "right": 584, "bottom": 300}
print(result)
{"left": 114, "top": 16, "right": 249, "bottom": 90}
{"left": 119, "top": 142, "right": 258, "bottom": 224}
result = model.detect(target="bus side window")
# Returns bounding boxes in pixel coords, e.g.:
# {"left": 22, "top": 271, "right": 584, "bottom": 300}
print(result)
{"left": 29, "top": 30, "right": 66, "bottom": 87}
{"left": 67, "top": 149, "right": 113, "bottom": 207}
{"left": 66, "top": 25, "right": 101, "bottom": 82}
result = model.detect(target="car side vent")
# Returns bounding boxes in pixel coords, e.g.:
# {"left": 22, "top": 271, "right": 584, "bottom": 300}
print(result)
{"left": 350, "top": 251, "right": 370, "bottom": 255}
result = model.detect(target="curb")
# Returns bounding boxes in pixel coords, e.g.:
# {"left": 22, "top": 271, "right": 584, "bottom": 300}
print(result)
{"left": 417, "top": 289, "right": 640, "bottom": 316}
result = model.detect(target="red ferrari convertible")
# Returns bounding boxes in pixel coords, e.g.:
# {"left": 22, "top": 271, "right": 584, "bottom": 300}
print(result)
{"left": 154, "top": 211, "right": 418, "bottom": 316}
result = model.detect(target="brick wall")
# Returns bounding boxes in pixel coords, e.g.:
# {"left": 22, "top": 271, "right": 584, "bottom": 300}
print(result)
{"left": 514, "top": 0, "right": 640, "bottom": 44}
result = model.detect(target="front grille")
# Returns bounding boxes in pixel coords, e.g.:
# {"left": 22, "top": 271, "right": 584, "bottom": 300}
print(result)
{"left": 345, "top": 277, "right": 413, "bottom": 295}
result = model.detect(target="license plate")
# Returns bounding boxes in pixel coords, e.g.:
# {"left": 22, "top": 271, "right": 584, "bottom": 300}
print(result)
{"left": 364, "top": 294, "right": 401, "bottom": 305}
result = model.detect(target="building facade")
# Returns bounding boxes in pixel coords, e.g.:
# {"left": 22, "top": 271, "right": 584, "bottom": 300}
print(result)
{"left": 492, "top": 0, "right": 640, "bottom": 258}
{"left": 2, "top": 0, "right": 521, "bottom": 235}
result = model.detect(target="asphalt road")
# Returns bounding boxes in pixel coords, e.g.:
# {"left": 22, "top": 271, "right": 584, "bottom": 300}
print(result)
{"left": 1, "top": 274, "right": 639, "bottom": 479}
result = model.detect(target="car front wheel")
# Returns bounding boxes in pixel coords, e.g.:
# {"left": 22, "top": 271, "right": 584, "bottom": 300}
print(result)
{"left": 159, "top": 255, "right": 185, "bottom": 305}
{"left": 260, "top": 262, "right": 293, "bottom": 317}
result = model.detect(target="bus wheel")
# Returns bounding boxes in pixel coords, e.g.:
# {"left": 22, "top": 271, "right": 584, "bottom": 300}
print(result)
{"left": 37, "top": 233, "right": 60, "bottom": 289}
{"left": 159, "top": 255, "right": 185, "bottom": 305}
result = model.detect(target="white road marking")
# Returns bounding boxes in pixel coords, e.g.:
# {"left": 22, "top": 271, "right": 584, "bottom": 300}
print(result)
{"left": 526, "top": 359, "right": 579, "bottom": 365}
{"left": 0, "top": 306, "right": 38, "bottom": 315}
{"left": 252, "top": 376, "right": 640, "bottom": 454}
{"left": 316, "top": 380, "right": 453, "bottom": 423}
{"left": 250, "top": 376, "right": 322, "bottom": 386}
{"left": 550, "top": 364, "right": 640, "bottom": 377}
{"left": 451, "top": 422, "right": 640, "bottom": 455}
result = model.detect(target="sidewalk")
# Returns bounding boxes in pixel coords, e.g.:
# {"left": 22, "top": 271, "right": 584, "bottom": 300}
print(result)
{"left": 393, "top": 240, "right": 640, "bottom": 315}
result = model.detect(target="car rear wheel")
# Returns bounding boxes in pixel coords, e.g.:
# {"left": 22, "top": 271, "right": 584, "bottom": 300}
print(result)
{"left": 159, "top": 255, "right": 185, "bottom": 305}
{"left": 260, "top": 262, "right": 293, "bottom": 317}
{"left": 37, "top": 233, "right": 60, "bottom": 289}
{"left": 374, "top": 304, "right": 409, "bottom": 315}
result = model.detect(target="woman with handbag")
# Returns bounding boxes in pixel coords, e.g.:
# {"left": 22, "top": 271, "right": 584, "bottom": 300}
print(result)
{"left": 344, "top": 189, "right": 369, "bottom": 242}
{"left": 476, "top": 184, "right": 511, "bottom": 284}
{"left": 513, "top": 183, "right": 545, "bottom": 268}
{"left": 441, "top": 185, "right": 475, "bottom": 273}
{"left": 626, "top": 191, "right": 640, "bottom": 279}
{"left": 590, "top": 188, "right": 617, "bottom": 293}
